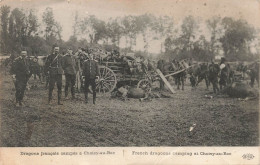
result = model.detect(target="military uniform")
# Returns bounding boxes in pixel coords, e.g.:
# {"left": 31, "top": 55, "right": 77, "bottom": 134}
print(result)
{"left": 10, "top": 56, "right": 30, "bottom": 106}
{"left": 82, "top": 59, "right": 100, "bottom": 104}
{"left": 208, "top": 63, "right": 220, "bottom": 93}
{"left": 249, "top": 62, "right": 259, "bottom": 87}
{"left": 62, "top": 53, "right": 76, "bottom": 99}
{"left": 45, "top": 52, "right": 63, "bottom": 104}
{"left": 219, "top": 63, "right": 228, "bottom": 90}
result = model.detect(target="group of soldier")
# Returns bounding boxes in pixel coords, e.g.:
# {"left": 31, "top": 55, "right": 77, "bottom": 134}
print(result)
{"left": 9, "top": 45, "right": 259, "bottom": 107}
{"left": 189, "top": 57, "right": 259, "bottom": 93}
{"left": 10, "top": 46, "right": 100, "bottom": 107}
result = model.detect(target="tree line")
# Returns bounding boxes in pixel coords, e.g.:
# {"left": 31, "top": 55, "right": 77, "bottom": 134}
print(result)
{"left": 0, "top": 5, "right": 259, "bottom": 61}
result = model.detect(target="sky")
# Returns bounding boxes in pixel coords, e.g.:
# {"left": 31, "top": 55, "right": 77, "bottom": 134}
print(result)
{"left": 1, "top": 0, "right": 260, "bottom": 53}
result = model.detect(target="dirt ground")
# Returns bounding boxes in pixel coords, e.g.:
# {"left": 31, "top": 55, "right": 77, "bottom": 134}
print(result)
{"left": 0, "top": 72, "right": 259, "bottom": 147}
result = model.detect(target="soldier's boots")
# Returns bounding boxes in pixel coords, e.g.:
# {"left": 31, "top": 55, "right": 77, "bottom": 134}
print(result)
{"left": 15, "top": 102, "right": 20, "bottom": 107}
{"left": 85, "top": 92, "right": 88, "bottom": 104}
{"left": 71, "top": 87, "right": 75, "bottom": 100}
{"left": 48, "top": 91, "right": 53, "bottom": 104}
{"left": 64, "top": 90, "right": 68, "bottom": 100}
{"left": 19, "top": 101, "right": 24, "bottom": 107}
{"left": 71, "top": 95, "right": 76, "bottom": 100}
{"left": 58, "top": 100, "right": 63, "bottom": 105}
{"left": 58, "top": 93, "right": 63, "bottom": 105}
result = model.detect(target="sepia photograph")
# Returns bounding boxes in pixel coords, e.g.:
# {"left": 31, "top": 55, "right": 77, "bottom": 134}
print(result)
{"left": 0, "top": 0, "right": 259, "bottom": 153}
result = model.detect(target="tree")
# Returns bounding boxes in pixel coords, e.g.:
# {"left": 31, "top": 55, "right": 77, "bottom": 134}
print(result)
{"left": 180, "top": 15, "right": 199, "bottom": 51}
{"left": 152, "top": 16, "right": 174, "bottom": 53}
{"left": 42, "top": 7, "right": 62, "bottom": 41}
{"left": 121, "top": 15, "right": 139, "bottom": 51}
{"left": 72, "top": 11, "right": 80, "bottom": 37}
{"left": 206, "top": 16, "right": 223, "bottom": 58}
{"left": 77, "top": 15, "right": 107, "bottom": 44}
{"left": 0, "top": 5, "right": 10, "bottom": 53}
{"left": 135, "top": 14, "right": 155, "bottom": 54}
{"left": 192, "top": 35, "right": 211, "bottom": 61}
{"left": 164, "top": 15, "right": 199, "bottom": 59}
{"left": 106, "top": 17, "right": 123, "bottom": 47}
{"left": 8, "top": 8, "right": 26, "bottom": 52}
{"left": 220, "top": 17, "right": 257, "bottom": 61}
{"left": 7, "top": 8, "right": 39, "bottom": 53}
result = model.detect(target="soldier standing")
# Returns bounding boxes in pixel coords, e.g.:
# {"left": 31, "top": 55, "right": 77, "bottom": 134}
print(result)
{"left": 82, "top": 53, "right": 100, "bottom": 104}
{"left": 10, "top": 51, "right": 30, "bottom": 107}
{"left": 62, "top": 48, "right": 76, "bottom": 100}
{"left": 219, "top": 57, "right": 228, "bottom": 90}
{"left": 208, "top": 60, "right": 220, "bottom": 93}
{"left": 45, "top": 47, "right": 63, "bottom": 105}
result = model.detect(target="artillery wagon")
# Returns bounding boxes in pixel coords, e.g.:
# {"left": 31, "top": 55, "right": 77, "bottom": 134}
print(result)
{"left": 93, "top": 53, "right": 192, "bottom": 94}
{"left": 93, "top": 55, "right": 160, "bottom": 94}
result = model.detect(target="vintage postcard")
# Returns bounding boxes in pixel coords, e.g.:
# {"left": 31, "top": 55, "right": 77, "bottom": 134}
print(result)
{"left": 0, "top": 0, "right": 259, "bottom": 164}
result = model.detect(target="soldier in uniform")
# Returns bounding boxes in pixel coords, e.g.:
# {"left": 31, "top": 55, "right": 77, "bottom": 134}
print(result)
{"left": 82, "top": 53, "right": 100, "bottom": 104}
{"left": 74, "top": 48, "right": 86, "bottom": 92}
{"left": 29, "top": 56, "right": 42, "bottom": 81}
{"left": 62, "top": 48, "right": 76, "bottom": 100}
{"left": 10, "top": 51, "right": 30, "bottom": 107}
{"left": 219, "top": 57, "right": 228, "bottom": 90}
{"left": 208, "top": 60, "right": 220, "bottom": 93}
{"left": 45, "top": 47, "right": 63, "bottom": 105}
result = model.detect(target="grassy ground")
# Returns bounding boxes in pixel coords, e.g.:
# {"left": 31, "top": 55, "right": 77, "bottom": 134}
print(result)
{"left": 0, "top": 72, "right": 259, "bottom": 147}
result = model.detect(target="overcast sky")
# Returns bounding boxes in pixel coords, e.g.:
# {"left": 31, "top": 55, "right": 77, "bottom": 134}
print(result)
{"left": 1, "top": 0, "right": 260, "bottom": 53}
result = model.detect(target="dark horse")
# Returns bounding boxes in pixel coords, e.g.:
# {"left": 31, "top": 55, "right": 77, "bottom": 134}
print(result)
{"left": 188, "top": 63, "right": 210, "bottom": 90}
{"left": 157, "top": 59, "right": 187, "bottom": 90}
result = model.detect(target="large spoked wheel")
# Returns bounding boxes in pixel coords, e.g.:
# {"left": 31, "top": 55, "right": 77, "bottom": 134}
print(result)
{"left": 95, "top": 66, "right": 117, "bottom": 93}
{"left": 137, "top": 79, "right": 152, "bottom": 91}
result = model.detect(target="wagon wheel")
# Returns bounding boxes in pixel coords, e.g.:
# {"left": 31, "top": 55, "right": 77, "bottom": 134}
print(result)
{"left": 95, "top": 66, "right": 117, "bottom": 93}
{"left": 137, "top": 79, "right": 152, "bottom": 91}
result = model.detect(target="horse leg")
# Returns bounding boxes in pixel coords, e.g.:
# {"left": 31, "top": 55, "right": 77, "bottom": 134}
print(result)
{"left": 38, "top": 73, "right": 42, "bottom": 83}
{"left": 212, "top": 81, "right": 216, "bottom": 93}
{"left": 196, "top": 76, "right": 202, "bottom": 86}
{"left": 177, "top": 77, "right": 180, "bottom": 90}
{"left": 205, "top": 77, "right": 209, "bottom": 90}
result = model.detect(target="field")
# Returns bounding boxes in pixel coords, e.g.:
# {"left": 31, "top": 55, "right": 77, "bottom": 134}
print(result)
{"left": 0, "top": 72, "right": 259, "bottom": 147}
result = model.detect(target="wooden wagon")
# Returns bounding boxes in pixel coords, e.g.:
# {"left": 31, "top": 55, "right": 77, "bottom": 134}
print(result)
{"left": 94, "top": 56, "right": 192, "bottom": 94}
{"left": 94, "top": 59, "right": 159, "bottom": 93}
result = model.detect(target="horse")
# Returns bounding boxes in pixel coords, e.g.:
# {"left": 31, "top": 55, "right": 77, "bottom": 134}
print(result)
{"left": 157, "top": 59, "right": 187, "bottom": 90}
{"left": 188, "top": 63, "right": 210, "bottom": 90}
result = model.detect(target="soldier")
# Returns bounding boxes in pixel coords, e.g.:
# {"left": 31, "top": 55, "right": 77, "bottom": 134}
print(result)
{"left": 248, "top": 62, "right": 259, "bottom": 88}
{"left": 208, "top": 60, "right": 220, "bottom": 93}
{"left": 10, "top": 51, "right": 30, "bottom": 107}
{"left": 74, "top": 48, "right": 86, "bottom": 92}
{"left": 82, "top": 53, "right": 100, "bottom": 104}
{"left": 219, "top": 57, "right": 228, "bottom": 90}
{"left": 62, "top": 48, "right": 76, "bottom": 100}
{"left": 45, "top": 47, "right": 63, "bottom": 105}
{"left": 29, "top": 56, "right": 42, "bottom": 81}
